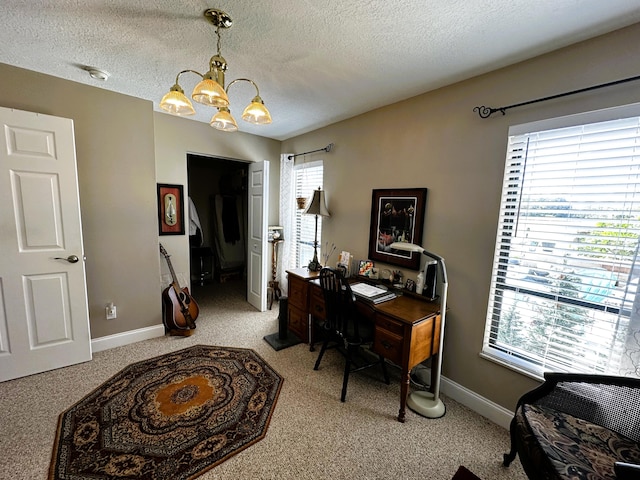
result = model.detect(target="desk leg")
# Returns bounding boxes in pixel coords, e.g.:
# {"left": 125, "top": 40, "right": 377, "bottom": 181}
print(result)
{"left": 398, "top": 367, "right": 409, "bottom": 423}
{"left": 308, "top": 313, "right": 315, "bottom": 351}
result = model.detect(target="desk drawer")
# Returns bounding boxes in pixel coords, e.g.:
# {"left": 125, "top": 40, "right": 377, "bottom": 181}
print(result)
{"left": 309, "top": 286, "right": 326, "bottom": 321}
{"left": 373, "top": 328, "right": 403, "bottom": 365}
{"left": 288, "top": 304, "right": 308, "bottom": 342}
{"left": 376, "top": 314, "right": 403, "bottom": 336}
{"left": 288, "top": 276, "right": 309, "bottom": 309}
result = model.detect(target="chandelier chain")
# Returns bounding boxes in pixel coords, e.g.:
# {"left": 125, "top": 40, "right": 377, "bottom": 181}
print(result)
{"left": 216, "top": 26, "right": 222, "bottom": 56}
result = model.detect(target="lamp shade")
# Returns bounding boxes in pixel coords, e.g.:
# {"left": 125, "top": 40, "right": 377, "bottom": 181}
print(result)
{"left": 303, "top": 188, "right": 330, "bottom": 217}
{"left": 192, "top": 78, "right": 229, "bottom": 108}
{"left": 210, "top": 108, "right": 238, "bottom": 132}
{"left": 388, "top": 242, "right": 424, "bottom": 254}
{"left": 241, "top": 96, "right": 272, "bottom": 125}
{"left": 159, "top": 87, "right": 196, "bottom": 116}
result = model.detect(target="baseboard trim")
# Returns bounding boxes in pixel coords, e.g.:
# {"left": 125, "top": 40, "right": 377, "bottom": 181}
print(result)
{"left": 91, "top": 324, "right": 165, "bottom": 353}
{"left": 441, "top": 374, "right": 514, "bottom": 429}
{"left": 414, "top": 367, "right": 514, "bottom": 429}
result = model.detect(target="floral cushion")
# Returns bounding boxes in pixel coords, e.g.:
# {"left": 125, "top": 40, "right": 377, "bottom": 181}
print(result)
{"left": 515, "top": 404, "right": 640, "bottom": 480}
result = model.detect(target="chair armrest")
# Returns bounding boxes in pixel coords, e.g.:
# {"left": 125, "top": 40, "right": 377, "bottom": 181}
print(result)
{"left": 514, "top": 373, "right": 640, "bottom": 439}
{"left": 614, "top": 461, "right": 640, "bottom": 479}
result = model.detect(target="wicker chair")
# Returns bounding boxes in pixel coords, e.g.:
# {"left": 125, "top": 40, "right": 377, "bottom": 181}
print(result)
{"left": 503, "top": 372, "right": 640, "bottom": 479}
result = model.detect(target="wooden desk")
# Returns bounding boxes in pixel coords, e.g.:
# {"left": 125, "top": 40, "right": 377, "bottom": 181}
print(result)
{"left": 286, "top": 268, "right": 442, "bottom": 422}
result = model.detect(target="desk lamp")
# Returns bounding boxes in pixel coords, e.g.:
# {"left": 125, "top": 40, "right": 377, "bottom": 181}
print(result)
{"left": 390, "top": 241, "right": 448, "bottom": 419}
{"left": 303, "top": 188, "right": 330, "bottom": 271}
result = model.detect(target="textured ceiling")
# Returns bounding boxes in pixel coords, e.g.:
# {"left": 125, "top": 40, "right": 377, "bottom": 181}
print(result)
{"left": 1, "top": 1, "right": 640, "bottom": 141}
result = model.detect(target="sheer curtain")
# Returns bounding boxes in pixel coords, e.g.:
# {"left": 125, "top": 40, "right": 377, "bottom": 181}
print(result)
{"left": 278, "top": 154, "right": 295, "bottom": 294}
{"left": 619, "top": 242, "right": 640, "bottom": 377}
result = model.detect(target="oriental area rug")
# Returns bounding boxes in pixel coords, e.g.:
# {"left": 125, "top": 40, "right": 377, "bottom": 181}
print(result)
{"left": 49, "top": 345, "right": 283, "bottom": 480}
{"left": 452, "top": 466, "right": 482, "bottom": 480}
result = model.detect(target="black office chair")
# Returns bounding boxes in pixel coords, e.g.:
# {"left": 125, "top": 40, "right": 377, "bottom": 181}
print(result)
{"left": 314, "top": 267, "right": 389, "bottom": 402}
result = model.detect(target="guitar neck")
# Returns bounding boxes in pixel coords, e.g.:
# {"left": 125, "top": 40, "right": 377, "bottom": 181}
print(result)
{"left": 160, "top": 244, "right": 181, "bottom": 287}
{"left": 166, "top": 256, "right": 180, "bottom": 287}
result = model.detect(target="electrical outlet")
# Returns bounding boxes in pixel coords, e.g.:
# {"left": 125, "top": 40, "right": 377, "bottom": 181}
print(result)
{"left": 106, "top": 303, "right": 117, "bottom": 319}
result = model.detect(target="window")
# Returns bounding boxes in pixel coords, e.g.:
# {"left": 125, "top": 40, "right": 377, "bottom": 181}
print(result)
{"left": 483, "top": 104, "right": 640, "bottom": 379}
{"left": 292, "top": 161, "right": 323, "bottom": 268}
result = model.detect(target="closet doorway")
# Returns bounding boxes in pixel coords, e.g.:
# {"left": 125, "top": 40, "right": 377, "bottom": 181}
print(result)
{"left": 187, "top": 154, "right": 249, "bottom": 294}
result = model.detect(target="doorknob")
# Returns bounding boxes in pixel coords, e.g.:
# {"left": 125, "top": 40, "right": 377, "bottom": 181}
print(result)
{"left": 54, "top": 255, "right": 80, "bottom": 263}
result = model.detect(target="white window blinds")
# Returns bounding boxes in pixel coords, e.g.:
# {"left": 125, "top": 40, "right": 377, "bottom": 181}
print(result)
{"left": 483, "top": 106, "right": 640, "bottom": 379}
{"left": 293, "top": 161, "right": 323, "bottom": 268}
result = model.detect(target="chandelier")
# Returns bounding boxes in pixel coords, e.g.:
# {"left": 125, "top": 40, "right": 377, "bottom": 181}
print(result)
{"left": 159, "top": 8, "right": 272, "bottom": 132}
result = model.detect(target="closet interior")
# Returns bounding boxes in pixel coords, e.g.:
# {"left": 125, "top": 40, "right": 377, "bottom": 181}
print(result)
{"left": 187, "top": 154, "right": 249, "bottom": 287}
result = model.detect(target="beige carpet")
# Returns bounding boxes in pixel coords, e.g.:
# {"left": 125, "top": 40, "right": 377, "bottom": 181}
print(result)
{"left": 0, "top": 280, "right": 527, "bottom": 480}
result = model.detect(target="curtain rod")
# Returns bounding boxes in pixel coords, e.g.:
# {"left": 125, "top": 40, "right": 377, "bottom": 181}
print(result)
{"left": 288, "top": 143, "right": 334, "bottom": 160}
{"left": 473, "top": 74, "right": 640, "bottom": 119}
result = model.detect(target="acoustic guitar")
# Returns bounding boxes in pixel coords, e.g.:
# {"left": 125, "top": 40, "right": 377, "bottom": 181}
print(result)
{"left": 159, "top": 243, "right": 199, "bottom": 334}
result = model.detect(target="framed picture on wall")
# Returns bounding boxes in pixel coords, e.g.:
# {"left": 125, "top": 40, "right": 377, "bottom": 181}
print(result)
{"left": 368, "top": 188, "right": 428, "bottom": 270}
{"left": 157, "top": 183, "right": 185, "bottom": 235}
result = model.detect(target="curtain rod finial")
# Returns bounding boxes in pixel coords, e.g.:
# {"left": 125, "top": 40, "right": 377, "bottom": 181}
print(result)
{"left": 474, "top": 105, "right": 496, "bottom": 119}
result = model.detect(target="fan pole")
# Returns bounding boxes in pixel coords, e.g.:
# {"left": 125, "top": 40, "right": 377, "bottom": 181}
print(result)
{"left": 407, "top": 254, "right": 448, "bottom": 419}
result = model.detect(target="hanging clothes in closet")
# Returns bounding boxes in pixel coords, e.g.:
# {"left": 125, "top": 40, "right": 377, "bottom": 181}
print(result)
{"left": 211, "top": 193, "right": 245, "bottom": 276}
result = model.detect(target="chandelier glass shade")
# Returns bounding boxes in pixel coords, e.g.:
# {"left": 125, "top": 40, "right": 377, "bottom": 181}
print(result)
{"left": 159, "top": 84, "right": 196, "bottom": 116}
{"left": 242, "top": 96, "right": 272, "bottom": 124}
{"left": 191, "top": 78, "right": 229, "bottom": 108}
{"left": 159, "top": 8, "right": 272, "bottom": 132}
{"left": 210, "top": 107, "right": 238, "bottom": 132}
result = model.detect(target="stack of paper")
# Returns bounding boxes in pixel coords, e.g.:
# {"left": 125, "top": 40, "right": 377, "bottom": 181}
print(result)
{"left": 350, "top": 283, "right": 397, "bottom": 304}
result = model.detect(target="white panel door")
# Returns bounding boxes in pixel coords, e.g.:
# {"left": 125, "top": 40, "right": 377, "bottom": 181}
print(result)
{"left": 0, "top": 107, "right": 91, "bottom": 382}
{"left": 247, "top": 161, "right": 269, "bottom": 311}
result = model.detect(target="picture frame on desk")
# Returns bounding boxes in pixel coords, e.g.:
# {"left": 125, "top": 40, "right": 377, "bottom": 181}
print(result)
{"left": 368, "top": 188, "right": 428, "bottom": 270}
{"left": 405, "top": 278, "right": 416, "bottom": 292}
{"left": 357, "top": 259, "right": 374, "bottom": 277}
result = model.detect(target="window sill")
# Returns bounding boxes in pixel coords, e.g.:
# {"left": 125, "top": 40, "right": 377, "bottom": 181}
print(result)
{"left": 479, "top": 349, "right": 544, "bottom": 382}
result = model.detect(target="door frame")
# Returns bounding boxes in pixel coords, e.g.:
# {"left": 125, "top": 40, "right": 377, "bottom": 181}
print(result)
{"left": 185, "top": 154, "right": 269, "bottom": 309}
